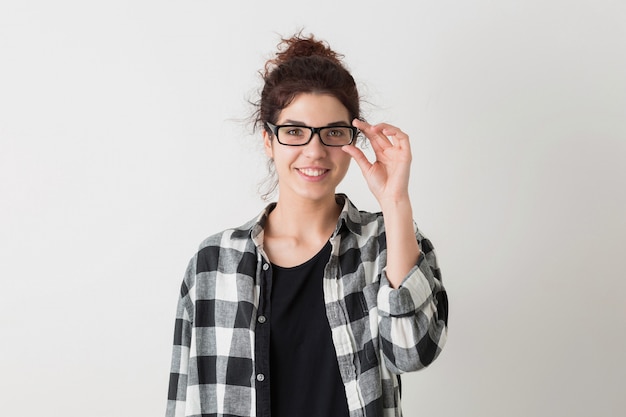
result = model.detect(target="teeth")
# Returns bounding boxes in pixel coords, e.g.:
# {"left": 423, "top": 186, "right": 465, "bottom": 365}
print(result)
{"left": 299, "top": 168, "right": 327, "bottom": 177}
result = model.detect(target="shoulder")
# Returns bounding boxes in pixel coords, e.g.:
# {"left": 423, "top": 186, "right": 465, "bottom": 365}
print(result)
{"left": 195, "top": 216, "right": 258, "bottom": 257}
{"left": 197, "top": 219, "right": 253, "bottom": 251}
{"left": 195, "top": 202, "right": 273, "bottom": 253}
{"left": 188, "top": 208, "right": 269, "bottom": 275}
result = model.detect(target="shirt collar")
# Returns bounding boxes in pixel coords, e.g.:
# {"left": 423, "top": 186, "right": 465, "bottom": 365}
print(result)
{"left": 334, "top": 193, "right": 364, "bottom": 236}
{"left": 233, "top": 194, "right": 366, "bottom": 247}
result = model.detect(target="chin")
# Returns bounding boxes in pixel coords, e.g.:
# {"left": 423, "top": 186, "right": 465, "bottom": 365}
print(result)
{"left": 284, "top": 184, "right": 338, "bottom": 203}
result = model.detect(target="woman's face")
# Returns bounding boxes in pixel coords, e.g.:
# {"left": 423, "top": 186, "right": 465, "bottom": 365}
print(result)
{"left": 263, "top": 93, "right": 353, "bottom": 204}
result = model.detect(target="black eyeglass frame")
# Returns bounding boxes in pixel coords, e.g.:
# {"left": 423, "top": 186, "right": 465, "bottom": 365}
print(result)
{"left": 265, "top": 122, "right": 358, "bottom": 147}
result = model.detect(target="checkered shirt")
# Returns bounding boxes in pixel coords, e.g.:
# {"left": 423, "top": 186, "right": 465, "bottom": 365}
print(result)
{"left": 166, "top": 194, "right": 448, "bottom": 417}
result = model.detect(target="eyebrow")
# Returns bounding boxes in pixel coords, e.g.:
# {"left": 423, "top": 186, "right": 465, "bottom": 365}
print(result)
{"left": 280, "top": 119, "right": 351, "bottom": 126}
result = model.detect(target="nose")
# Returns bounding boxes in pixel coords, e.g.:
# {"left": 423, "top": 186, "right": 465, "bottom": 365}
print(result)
{"left": 303, "top": 132, "right": 328, "bottom": 157}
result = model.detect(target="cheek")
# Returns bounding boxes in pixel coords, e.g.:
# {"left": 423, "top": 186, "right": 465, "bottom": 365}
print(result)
{"left": 271, "top": 148, "right": 299, "bottom": 170}
{"left": 332, "top": 153, "right": 352, "bottom": 182}
{"left": 338, "top": 153, "right": 353, "bottom": 171}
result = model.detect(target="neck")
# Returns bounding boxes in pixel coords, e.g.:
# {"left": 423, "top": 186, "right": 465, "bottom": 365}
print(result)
{"left": 266, "top": 193, "right": 341, "bottom": 241}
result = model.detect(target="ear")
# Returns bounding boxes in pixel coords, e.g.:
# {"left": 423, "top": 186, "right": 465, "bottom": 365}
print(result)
{"left": 263, "top": 130, "right": 274, "bottom": 159}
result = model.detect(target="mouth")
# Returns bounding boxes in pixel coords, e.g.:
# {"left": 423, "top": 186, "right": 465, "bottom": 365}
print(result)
{"left": 296, "top": 168, "right": 330, "bottom": 180}
{"left": 298, "top": 168, "right": 328, "bottom": 177}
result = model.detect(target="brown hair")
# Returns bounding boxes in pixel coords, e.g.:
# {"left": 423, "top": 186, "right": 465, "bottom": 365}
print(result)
{"left": 254, "top": 32, "right": 361, "bottom": 130}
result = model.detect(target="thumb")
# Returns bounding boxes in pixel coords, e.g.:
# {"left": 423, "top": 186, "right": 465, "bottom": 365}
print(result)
{"left": 342, "top": 145, "right": 372, "bottom": 175}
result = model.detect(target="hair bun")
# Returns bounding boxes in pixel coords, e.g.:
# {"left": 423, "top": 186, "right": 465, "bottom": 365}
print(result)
{"left": 266, "top": 33, "right": 343, "bottom": 75}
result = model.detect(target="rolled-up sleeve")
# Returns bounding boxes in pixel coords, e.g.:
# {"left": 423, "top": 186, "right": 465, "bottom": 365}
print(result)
{"left": 377, "top": 233, "right": 448, "bottom": 373}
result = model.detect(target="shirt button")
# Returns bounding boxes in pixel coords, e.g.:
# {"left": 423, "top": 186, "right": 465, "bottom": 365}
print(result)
{"left": 256, "top": 373, "right": 265, "bottom": 382}
{"left": 262, "top": 263, "right": 269, "bottom": 271}
{"left": 257, "top": 315, "right": 266, "bottom": 324}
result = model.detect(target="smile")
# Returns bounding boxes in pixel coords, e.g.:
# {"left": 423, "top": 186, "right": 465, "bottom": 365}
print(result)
{"left": 297, "top": 168, "right": 330, "bottom": 179}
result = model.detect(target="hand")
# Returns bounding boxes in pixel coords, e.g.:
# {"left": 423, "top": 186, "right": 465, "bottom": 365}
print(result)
{"left": 342, "top": 119, "right": 413, "bottom": 204}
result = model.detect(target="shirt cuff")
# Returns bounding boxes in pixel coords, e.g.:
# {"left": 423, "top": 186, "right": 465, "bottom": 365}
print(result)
{"left": 377, "top": 256, "right": 434, "bottom": 318}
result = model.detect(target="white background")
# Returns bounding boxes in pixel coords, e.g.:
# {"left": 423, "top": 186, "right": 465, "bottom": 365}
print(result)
{"left": 1, "top": 1, "right": 625, "bottom": 416}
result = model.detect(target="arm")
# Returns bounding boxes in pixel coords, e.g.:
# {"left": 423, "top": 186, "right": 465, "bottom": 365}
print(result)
{"left": 166, "top": 260, "right": 195, "bottom": 417}
{"left": 343, "top": 120, "right": 419, "bottom": 288}
{"left": 379, "top": 197, "right": 420, "bottom": 288}
{"left": 377, "top": 227, "right": 448, "bottom": 372}
{"left": 343, "top": 120, "right": 448, "bottom": 371}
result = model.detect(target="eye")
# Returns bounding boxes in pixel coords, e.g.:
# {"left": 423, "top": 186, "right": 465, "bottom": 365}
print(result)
{"left": 285, "top": 127, "right": 305, "bottom": 136}
{"left": 326, "top": 128, "right": 345, "bottom": 137}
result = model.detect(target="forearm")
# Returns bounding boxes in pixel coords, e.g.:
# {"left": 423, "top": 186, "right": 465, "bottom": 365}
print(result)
{"left": 377, "top": 233, "right": 448, "bottom": 372}
{"left": 380, "top": 196, "right": 420, "bottom": 288}
{"left": 378, "top": 279, "right": 448, "bottom": 372}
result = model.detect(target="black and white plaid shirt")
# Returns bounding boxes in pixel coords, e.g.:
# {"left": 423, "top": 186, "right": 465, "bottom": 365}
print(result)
{"left": 167, "top": 194, "right": 448, "bottom": 417}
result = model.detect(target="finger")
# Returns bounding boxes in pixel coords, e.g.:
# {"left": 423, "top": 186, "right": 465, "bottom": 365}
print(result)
{"left": 342, "top": 144, "right": 372, "bottom": 175}
{"left": 373, "top": 123, "right": 411, "bottom": 147}
{"left": 369, "top": 124, "right": 412, "bottom": 155}
{"left": 353, "top": 119, "right": 393, "bottom": 151}
{"left": 352, "top": 119, "right": 389, "bottom": 146}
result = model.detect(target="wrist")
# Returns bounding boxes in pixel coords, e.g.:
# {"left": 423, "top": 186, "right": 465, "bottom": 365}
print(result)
{"left": 379, "top": 194, "right": 413, "bottom": 213}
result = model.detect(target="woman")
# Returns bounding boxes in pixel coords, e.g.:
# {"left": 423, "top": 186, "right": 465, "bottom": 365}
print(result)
{"left": 166, "top": 33, "right": 448, "bottom": 417}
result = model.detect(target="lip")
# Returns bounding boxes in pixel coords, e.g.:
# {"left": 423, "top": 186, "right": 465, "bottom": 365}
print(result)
{"left": 296, "top": 167, "right": 330, "bottom": 182}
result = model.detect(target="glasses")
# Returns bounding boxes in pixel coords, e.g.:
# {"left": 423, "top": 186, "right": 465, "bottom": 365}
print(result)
{"left": 265, "top": 122, "right": 358, "bottom": 147}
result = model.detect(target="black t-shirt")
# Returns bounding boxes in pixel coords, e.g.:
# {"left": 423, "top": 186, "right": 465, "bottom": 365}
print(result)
{"left": 269, "top": 241, "right": 350, "bottom": 417}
